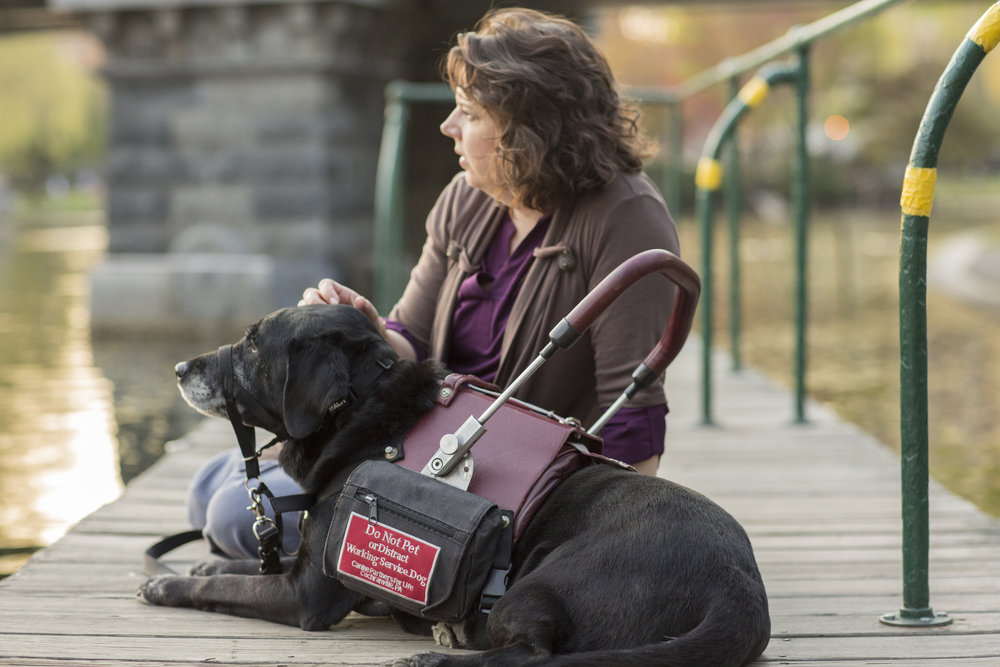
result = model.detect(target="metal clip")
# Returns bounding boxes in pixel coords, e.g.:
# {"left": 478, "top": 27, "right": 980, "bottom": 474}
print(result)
{"left": 245, "top": 483, "right": 264, "bottom": 515}
{"left": 252, "top": 515, "right": 279, "bottom": 540}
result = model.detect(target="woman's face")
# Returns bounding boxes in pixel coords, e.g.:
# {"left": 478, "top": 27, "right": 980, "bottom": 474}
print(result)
{"left": 440, "top": 87, "right": 506, "bottom": 200}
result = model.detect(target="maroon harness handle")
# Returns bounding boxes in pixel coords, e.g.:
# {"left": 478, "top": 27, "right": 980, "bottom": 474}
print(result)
{"left": 543, "top": 249, "right": 700, "bottom": 428}
{"left": 562, "top": 248, "right": 700, "bottom": 377}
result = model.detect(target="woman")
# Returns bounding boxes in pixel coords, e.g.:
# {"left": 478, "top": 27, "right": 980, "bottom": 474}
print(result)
{"left": 189, "top": 7, "right": 680, "bottom": 559}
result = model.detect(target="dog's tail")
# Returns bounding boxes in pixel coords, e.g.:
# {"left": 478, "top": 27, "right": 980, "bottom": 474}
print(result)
{"left": 547, "top": 598, "right": 770, "bottom": 667}
{"left": 547, "top": 623, "right": 768, "bottom": 666}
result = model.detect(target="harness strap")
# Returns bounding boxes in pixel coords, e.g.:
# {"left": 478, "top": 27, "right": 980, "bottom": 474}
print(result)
{"left": 219, "top": 345, "right": 289, "bottom": 448}
{"left": 269, "top": 493, "right": 316, "bottom": 515}
{"left": 479, "top": 510, "right": 514, "bottom": 614}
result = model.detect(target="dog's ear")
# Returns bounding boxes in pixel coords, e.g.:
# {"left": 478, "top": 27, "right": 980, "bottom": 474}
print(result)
{"left": 282, "top": 336, "right": 350, "bottom": 439}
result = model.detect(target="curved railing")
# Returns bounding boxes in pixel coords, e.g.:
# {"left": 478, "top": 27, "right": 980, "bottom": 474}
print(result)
{"left": 693, "top": 62, "right": 805, "bottom": 425}
{"left": 687, "top": 0, "right": 908, "bottom": 424}
{"left": 881, "top": 1, "right": 1000, "bottom": 629}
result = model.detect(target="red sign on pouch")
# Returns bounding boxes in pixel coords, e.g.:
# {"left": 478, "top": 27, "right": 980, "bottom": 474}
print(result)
{"left": 336, "top": 512, "right": 440, "bottom": 604}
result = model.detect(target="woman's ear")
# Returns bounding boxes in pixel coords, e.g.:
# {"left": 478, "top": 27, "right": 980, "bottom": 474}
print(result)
{"left": 282, "top": 337, "right": 349, "bottom": 440}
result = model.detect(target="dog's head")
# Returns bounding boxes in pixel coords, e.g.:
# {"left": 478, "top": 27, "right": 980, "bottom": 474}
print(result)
{"left": 175, "top": 304, "right": 398, "bottom": 440}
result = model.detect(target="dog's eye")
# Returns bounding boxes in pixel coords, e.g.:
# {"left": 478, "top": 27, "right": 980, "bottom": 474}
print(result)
{"left": 245, "top": 327, "right": 260, "bottom": 353}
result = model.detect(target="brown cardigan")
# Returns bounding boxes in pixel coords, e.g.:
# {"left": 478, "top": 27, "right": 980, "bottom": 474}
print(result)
{"left": 389, "top": 171, "right": 681, "bottom": 427}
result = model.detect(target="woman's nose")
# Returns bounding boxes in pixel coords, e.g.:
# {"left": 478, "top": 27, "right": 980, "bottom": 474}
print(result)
{"left": 440, "top": 107, "right": 460, "bottom": 138}
{"left": 175, "top": 361, "right": 189, "bottom": 379}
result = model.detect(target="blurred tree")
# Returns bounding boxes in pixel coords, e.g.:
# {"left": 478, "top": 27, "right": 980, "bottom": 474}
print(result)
{"left": 596, "top": 1, "right": 1000, "bottom": 207}
{"left": 0, "top": 32, "right": 106, "bottom": 194}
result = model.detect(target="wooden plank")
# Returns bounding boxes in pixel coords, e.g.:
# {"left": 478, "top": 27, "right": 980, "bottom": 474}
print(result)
{"left": 0, "top": 633, "right": 471, "bottom": 665}
{"left": 769, "top": 611, "right": 1000, "bottom": 637}
{"left": 768, "top": 592, "right": 1000, "bottom": 615}
{"left": 766, "top": 633, "right": 1000, "bottom": 660}
{"left": 0, "top": 599, "right": 382, "bottom": 636}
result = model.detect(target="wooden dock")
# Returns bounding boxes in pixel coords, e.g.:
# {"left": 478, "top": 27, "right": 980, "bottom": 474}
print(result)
{"left": 2, "top": 339, "right": 999, "bottom": 665}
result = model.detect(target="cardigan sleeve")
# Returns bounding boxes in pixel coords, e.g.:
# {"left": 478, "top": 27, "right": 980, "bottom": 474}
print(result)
{"left": 581, "top": 179, "right": 681, "bottom": 410}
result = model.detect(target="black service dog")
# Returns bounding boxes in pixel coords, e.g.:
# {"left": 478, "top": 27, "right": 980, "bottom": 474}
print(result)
{"left": 139, "top": 304, "right": 770, "bottom": 666}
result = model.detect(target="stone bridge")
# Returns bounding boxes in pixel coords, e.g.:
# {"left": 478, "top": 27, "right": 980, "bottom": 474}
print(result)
{"left": 29, "top": 0, "right": 752, "bottom": 331}
{"left": 41, "top": 0, "right": 636, "bottom": 332}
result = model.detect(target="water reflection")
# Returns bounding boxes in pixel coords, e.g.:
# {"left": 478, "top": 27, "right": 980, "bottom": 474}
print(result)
{"left": 0, "top": 217, "right": 118, "bottom": 574}
{"left": 0, "top": 214, "right": 210, "bottom": 576}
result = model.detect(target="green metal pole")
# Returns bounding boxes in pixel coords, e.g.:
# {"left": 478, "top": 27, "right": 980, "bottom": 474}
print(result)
{"left": 372, "top": 82, "right": 454, "bottom": 313}
{"left": 792, "top": 46, "right": 810, "bottom": 424}
{"left": 725, "top": 76, "right": 743, "bottom": 372}
{"left": 373, "top": 84, "right": 411, "bottom": 314}
{"left": 696, "top": 183, "right": 716, "bottom": 426}
{"left": 881, "top": 1, "right": 999, "bottom": 627}
{"left": 891, "top": 212, "right": 938, "bottom": 626}
{"left": 696, "top": 63, "right": 799, "bottom": 425}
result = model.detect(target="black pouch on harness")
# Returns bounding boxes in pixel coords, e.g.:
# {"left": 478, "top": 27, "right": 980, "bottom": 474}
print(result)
{"left": 323, "top": 460, "right": 505, "bottom": 623}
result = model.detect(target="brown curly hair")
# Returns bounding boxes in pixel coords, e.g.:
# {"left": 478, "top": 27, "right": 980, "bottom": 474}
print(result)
{"left": 444, "top": 7, "right": 653, "bottom": 212}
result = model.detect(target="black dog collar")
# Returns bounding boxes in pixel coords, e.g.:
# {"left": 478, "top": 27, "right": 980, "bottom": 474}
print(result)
{"left": 331, "top": 353, "right": 397, "bottom": 416}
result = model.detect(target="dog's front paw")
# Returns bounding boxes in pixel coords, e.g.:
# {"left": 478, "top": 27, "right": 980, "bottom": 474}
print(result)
{"left": 188, "top": 559, "right": 229, "bottom": 576}
{"left": 189, "top": 557, "right": 262, "bottom": 576}
{"left": 386, "top": 653, "right": 450, "bottom": 667}
{"left": 137, "top": 575, "right": 188, "bottom": 607}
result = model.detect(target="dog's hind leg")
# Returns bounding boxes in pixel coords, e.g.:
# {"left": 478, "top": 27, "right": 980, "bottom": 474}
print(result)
{"left": 391, "top": 584, "right": 570, "bottom": 667}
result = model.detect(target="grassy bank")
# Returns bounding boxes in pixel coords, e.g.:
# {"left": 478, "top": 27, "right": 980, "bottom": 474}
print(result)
{"left": 681, "top": 205, "right": 1000, "bottom": 518}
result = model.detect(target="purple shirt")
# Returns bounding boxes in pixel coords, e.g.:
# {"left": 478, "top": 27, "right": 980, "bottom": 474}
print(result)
{"left": 386, "top": 214, "right": 665, "bottom": 463}
{"left": 446, "top": 215, "right": 549, "bottom": 381}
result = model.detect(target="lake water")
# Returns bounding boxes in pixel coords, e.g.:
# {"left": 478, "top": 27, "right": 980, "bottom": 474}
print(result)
{"left": 0, "top": 210, "right": 212, "bottom": 576}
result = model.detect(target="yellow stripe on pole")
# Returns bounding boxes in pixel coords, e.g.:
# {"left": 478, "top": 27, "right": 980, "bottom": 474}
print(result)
{"left": 696, "top": 157, "right": 723, "bottom": 191}
{"left": 900, "top": 165, "right": 937, "bottom": 217}
{"left": 738, "top": 76, "right": 770, "bottom": 108}
{"left": 968, "top": 3, "right": 1000, "bottom": 53}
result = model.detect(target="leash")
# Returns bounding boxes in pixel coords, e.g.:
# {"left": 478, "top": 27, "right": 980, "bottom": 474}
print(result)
{"left": 143, "top": 529, "right": 205, "bottom": 576}
{"left": 217, "top": 344, "right": 313, "bottom": 574}
{"left": 216, "top": 342, "right": 397, "bottom": 574}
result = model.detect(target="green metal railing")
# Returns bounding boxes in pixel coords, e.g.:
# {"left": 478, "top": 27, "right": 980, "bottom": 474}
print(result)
{"left": 880, "top": 1, "right": 1000, "bottom": 628}
{"left": 686, "top": 0, "right": 908, "bottom": 425}
{"left": 693, "top": 59, "right": 808, "bottom": 425}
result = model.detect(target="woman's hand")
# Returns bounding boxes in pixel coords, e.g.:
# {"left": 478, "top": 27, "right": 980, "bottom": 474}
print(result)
{"left": 298, "top": 279, "right": 389, "bottom": 340}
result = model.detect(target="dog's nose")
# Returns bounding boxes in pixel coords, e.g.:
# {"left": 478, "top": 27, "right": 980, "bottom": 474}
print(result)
{"left": 175, "top": 361, "right": 189, "bottom": 379}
